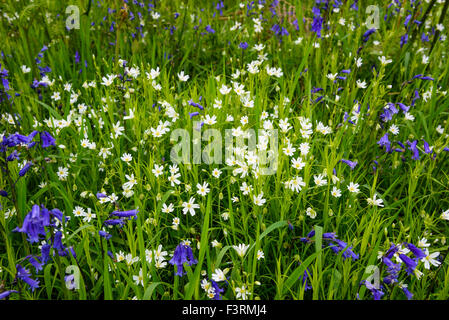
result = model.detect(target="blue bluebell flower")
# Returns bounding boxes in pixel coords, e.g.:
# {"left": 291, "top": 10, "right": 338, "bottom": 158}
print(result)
{"left": 40, "top": 131, "right": 56, "bottom": 148}
{"left": 99, "top": 230, "right": 112, "bottom": 240}
{"left": 340, "top": 159, "right": 358, "bottom": 170}
{"left": 110, "top": 209, "right": 138, "bottom": 219}
{"left": 0, "top": 290, "right": 18, "bottom": 300}
{"left": 169, "top": 241, "right": 198, "bottom": 276}
{"left": 15, "top": 264, "right": 39, "bottom": 291}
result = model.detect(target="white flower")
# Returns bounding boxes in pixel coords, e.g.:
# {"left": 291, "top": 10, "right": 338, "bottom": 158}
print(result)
{"left": 306, "top": 207, "right": 317, "bottom": 219}
{"left": 347, "top": 182, "right": 360, "bottom": 194}
{"left": 152, "top": 164, "right": 164, "bottom": 177}
{"left": 57, "top": 167, "right": 69, "bottom": 181}
{"left": 253, "top": 192, "right": 266, "bottom": 206}
{"left": 204, "top": 114, "right": 217, "bottom": 125}
{"left": 327, "top": 73, "right": 338, "bottom": 81}
{"left": 83, "top": 208, "right": 96, "bottom": 223}
{"left": 21, "top": 65, "right": 31, "bottom": 73}
{"left": 257, "top": 249, "right": 264, "bottom": 260}
{"left": 314, "top": 174, "right": 327, "bottom": 187}
{"left": 121, "top": 153, "right": 133, "bottom": 164}
{"left": 404, "top": 112, "right": 415, "bottom": 121}
{"left": 418, "top": 238, "right": 430, "bottom": 248}
{"left": 211, "top": 268, "right": 229, "bottom": 282}
{"left": 389, "top": 124, "right": 399, "bottom": 135}
{"left": 212, "top": 168, "right": 222, "bottom": 178}
{"left": 283, "top": 143, "right": 296, "bottom": 156}
{"left": 182, "top": 197, "right": 200, "bottom": 216}
{"left": 51, "top": 92, "right": 61, "bottom": 101}
{"left": 151, "top": 11, "right": 160, "bottom": 20}
{"left": 233, "top": 243, "right": 250, "bottom": 258}
{"left": 73, "top": 206, "right": 86, "bottom": 217}
{"left": 196, "top": 181, "right": 210, "bottom": 196}
{"left": 162, "top": 203, "right": 174, "bottom": 214}
{"left": 177, "top": 71, "right": 190, "bottom": 82}
{"left": 331, "top": 186, "right": 342, "bottom": 198}
{"left": 168, "top": 173, "right": 181, "bottom": 186}
{"left": 133, "top": 268, "right": 150, "bottom": 286}
{"left": 291, "top": 157, "right": 306, "bottom": 171}
{"left": 299, "top": 142, "right": 310, "bottom": 156}
{"left": 421, "top": 249, "right": 441, "bottom": 269}
{"left": 235, "top": 285, "right": 251, "bottom": 300}
{"left": 289, "top": 176, "right": 306, "bottom": 193}
{"left": 441, "top": 209, "right": 449, "bottom": 220}
{"left": 378, "top": 56, "right": 392, "bottom": 66}
{"left": 367, "top": 194, "right": 384, "bottom": 207}
{"left": 219, "top": 84, "right": 232, "bottom": 95}
{"left": 356, "top": 79, "right": 367, "bottom": 89}
{"left": 147, "top": 67, "right": 160, "bottom": 80}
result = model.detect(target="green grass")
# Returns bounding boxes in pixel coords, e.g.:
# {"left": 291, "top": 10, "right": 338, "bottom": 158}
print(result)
{"left": 0, "top": 0, "right": 449, "bottom": 300}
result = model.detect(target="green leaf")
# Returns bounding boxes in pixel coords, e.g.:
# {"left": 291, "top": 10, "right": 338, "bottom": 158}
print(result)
{"left": 143, "top": 282, "right": 164, "bottom": 300}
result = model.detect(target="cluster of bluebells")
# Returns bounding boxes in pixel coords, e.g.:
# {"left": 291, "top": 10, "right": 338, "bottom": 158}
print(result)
{"left": 12, "top": 204, "right": 74, "bottom": 292}
{"left": 375, "top": 75, "right": 449, "bottom": 165}
{"left": 360, "top": 241, "right": 442, "bottom": 300}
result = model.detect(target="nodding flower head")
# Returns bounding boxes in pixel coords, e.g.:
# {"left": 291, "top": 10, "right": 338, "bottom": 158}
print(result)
{"left": 169, "top": 241, "right": 198, "bottom": 276}
{"left": 340, "top": 159, "right": 358, "bottom": 170}
{"left": 110, "top": 209, "right": 138, "bottom": 219}
{"left": 15, "top": 264, "right": 40, "bottom": 292}
{"left": 40, "top": 131, "right": 56, "bottom": 148}
{"left": 13, "top": 204, "right": 49, "bottom": 243}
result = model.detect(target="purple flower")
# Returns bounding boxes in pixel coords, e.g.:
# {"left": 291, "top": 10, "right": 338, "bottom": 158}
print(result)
{"left": 110, "top": 209, "right": 138, "bottom": 219}
{"left": 239, "top": 42, "right": 248, "bottom": 50}
{"left": 361, "top": 280, "right": 384, "bottom": 300}
{"left": 65, "top": 274, "right": 77, "bottom": 290}
{"left": 401, "top": 286, "right": 413, "bottom": 300}
{"left": 396, "top": 103, "right": 410, "bottom": 113}
{"left": 205, "top": 25, "right": 215, "bottom": 34}
{"left": 40, "top": 131, "right": 56, "bottom": 148}
{"left": 377, "top": 132, "right": 392, "bottom": 153}
{"left": 103, "top": 219, "right": 126, "bottom": 227}
{"left": 169, "top": 242, "right": 198, "bottom": 276}
{"left": 329, "top": 239, "right": 359, "bottom": 260}
{"left": 399, "top": 254, "right": 417, "bottom": 275}
{"left": 382, "top": 256, "right": 401, "bottom": 285}
{"left": 53, "top": 231, "right": 68, "bottom": 256}
{"left": 405, "top": 243, "right": 426, "bottom": 260}
{"left": 385, "top": 243, "right": 399, "bottom": 259}
{"left": 16, "top": 264, "right": 39, "bottom": 291}
{"left": 189, "top": 111, "right": 200, "bottom": 118}
{"left": 422, "top": 140, "right": 432, "bottom": 154}
{"left": 13, "top": 204, "right": 48, "bottom": 243}
{"left": 407, "top": 140, "right": 420, "bottom": 160}
{"left": 362, "top": 28, "right": 376, "bottom": 42}
{"left": 99, "top": 230, "right": 112, "bottom": 240}
{"left": 188, "top": 99, "right": 204, "bottom": 110}
{"left": 311, "top": 16, "right": 323, "bottom": 34}
{"left": 96, "top": 192, "right": 107, "bottom": 199}
{"left": 6, "top": 150, "right": 20, "bottom": 161}
{"left": 0, "top": 290, "right": 18, "bottom": 300}
{"left": 210, "top": 279, "right": 224, "bottom": 300}
{"left": 400, "top": 33, "right": 408, "bottom": 47}
{"left": 299, "top": 265, "right": 312, "bottom": 291}
{"left": 340, "top": 159, "right": 358, "bottom": 170}
{"left": 27, "top": 255, "right": 44, "bottom": 273}
{"left": 41, "top": 243, "right": 51, "bottom": 264}
{"left": 18, "top": 161, "right": 33, "bottom": 177}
